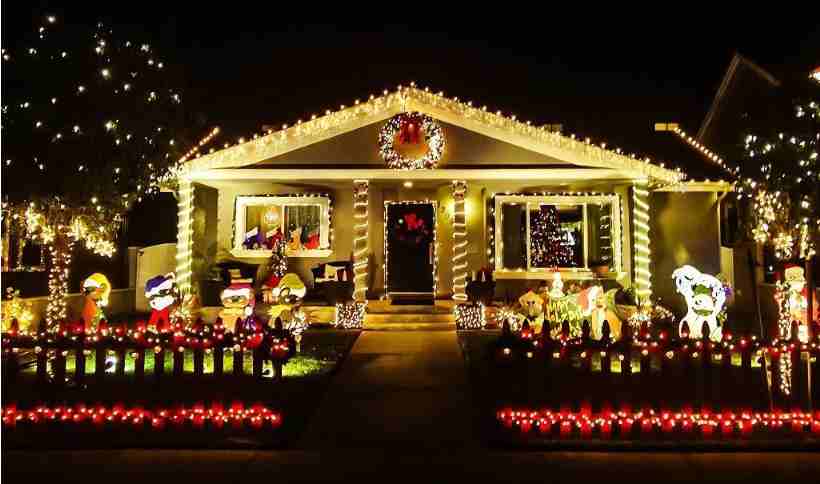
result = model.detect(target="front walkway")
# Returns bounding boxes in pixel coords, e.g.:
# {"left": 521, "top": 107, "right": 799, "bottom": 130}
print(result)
{"left": 298, "top": 330, "right": 478, "bottom": 450}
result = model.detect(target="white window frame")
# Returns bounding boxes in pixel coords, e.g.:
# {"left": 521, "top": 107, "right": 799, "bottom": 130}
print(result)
{"left": 231, "top": 195, "right": 332, "bottom": 258}
{"left": 493, "top": 194, "right": 623, "bottom": 280}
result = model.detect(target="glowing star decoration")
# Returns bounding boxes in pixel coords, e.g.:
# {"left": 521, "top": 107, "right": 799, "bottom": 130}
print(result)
{"left": 81, "top": 273, "right": 110, "bottom": 331}
{"left": 219, "top": 283, "right": 257, "bottom": 333}
{"left": 378, "top": 112, "right": 444, "bottom": 170}
{"left": 672, "top": 265, "right": 726, "bottom": 342}
{"left": 145, "top": 273, "right": 178, "bottom": 331}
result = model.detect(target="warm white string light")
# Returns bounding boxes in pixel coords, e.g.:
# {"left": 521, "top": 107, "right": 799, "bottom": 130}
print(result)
{"left": 632, "top": 180, "right": 652, "bottom": 302}
{"left": 451, "top": 180, "right": 468, "bottom": 301}
{"left": 352, "top": 180, "right": 369, "bottom": 301}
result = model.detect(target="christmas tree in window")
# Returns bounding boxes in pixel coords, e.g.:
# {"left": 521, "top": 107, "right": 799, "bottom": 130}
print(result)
{"left": 530, "top": 205, "right": 572, "bottom": 267}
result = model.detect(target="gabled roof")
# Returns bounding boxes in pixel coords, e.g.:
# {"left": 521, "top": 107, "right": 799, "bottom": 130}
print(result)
{"left": 184, "top": 85, "right": 686, "bottom": 184}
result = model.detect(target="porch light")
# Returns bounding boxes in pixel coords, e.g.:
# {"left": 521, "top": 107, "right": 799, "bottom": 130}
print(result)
{"left": 403, "top": 181, "right": 413, "bottom": 188}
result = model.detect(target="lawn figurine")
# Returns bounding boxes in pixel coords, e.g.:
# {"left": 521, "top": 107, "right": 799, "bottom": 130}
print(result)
{"left": 145, "top": 272, "right": 178, "bottom": 332}
{"left": 219, "top": 282, "right": 257, "bottom": 333}
{"left": 81, "top": 273, "right": 111, "bottom": 332}
{"left": 673, "top": 265, "right": 726, "bottom": 342}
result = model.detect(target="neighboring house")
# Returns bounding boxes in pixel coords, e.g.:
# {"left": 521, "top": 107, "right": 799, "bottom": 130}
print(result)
{"left": 654, "top": 55, "right": 819, "bottom": 327}
{"left": 176, "top": 84, "right": 737, "bottom": 318}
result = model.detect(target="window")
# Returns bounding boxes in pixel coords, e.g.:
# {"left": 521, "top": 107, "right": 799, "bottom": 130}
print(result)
{"left": 233, "top": 195, "right": 331, "bottom": 258}
{"left": 493, "top": 195, "right": 622, "bottom": 276}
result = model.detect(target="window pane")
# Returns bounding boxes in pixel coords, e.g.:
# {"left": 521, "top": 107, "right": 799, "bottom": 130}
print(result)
{"left": 285, "top": 205, "right": 322, "bottom": 252}
{"left": 530, "top": 204, "right": 583, "bottom": 268}
{"left": 500, "top": 203, "right": 526, "bottom": 269}
{"left": 587, "top": 202, "right": 615, "bottom": 270}
{"left": 243, "top": 204, "right": 283, "bottom": 250}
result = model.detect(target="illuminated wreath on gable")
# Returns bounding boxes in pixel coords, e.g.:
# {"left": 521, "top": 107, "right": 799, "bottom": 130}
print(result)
{"left": 378, "top": 112, "right": 444, "bottom": 170}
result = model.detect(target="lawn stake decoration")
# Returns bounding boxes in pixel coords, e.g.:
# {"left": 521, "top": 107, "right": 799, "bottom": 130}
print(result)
{"left": 81, "top": 273, "right": 110, "bottom": 332}
{"left": 578, "top": 285, "right": 622, "bottom": 341}
{"left": 673, "top": 265, "right": 726, "bottom": 342}
{"left": 219, "top": 282, "right": 257, "bottom": 333}
{"left": 378, "top": 112, "right": 444, "bottom": 170}
{"left": 779, "top": 265, "right": 815, "bottom": 343}
{"left": 145, "top": 273, "right": 179, "bottom": 332}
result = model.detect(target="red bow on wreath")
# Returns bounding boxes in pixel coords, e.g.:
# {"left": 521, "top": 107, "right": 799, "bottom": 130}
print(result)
{"left": 404, "top": 213, "right": 425, "bottom": 231}
{"left": 399, "top": 118, "right": 422, "bottom": 144}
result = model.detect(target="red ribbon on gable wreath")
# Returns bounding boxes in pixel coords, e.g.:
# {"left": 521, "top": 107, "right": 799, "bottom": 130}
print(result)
{"left": 399, "top": 116, "right": 422, "bottom": 144}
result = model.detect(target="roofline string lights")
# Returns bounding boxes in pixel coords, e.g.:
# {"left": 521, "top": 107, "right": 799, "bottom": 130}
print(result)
{"left": 451, "top": 180, "right": 469, "bottom": 302}
{"left": 184, "top": 83, "right": 687, "bottom": 184}
{"left": 352, "top": 180, "right": 370, "bottom": 301}
{"left": 670, "top": 126, "right": 739, "bottom": 179}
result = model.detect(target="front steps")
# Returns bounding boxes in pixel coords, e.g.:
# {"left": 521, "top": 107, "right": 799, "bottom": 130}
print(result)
{"left": 364, "top": 300, "right": 455, "bottom": 331}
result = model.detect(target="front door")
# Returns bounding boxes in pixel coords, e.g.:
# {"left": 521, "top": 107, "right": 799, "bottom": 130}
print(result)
{"left": 385, "top": 202, "right": 435, "bottom": 297}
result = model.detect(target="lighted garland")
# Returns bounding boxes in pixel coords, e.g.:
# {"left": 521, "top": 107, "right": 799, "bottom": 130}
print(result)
{"left": 378, "top": 112, "right": 444, "bottom": 170}
{"left": 455, "top": 303, "right": 485, "bottom": 330}
{"left": 498, "top": 408, "right": 820, "bottom": 438}
{"left": 334, "top": 301, "right": 366, "bottom": 329}
{"left": 2, "top": 403, "right": 281, "bottom": 430}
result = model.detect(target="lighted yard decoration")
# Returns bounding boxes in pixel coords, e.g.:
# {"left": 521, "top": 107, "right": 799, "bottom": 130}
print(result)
{"left": 776, "top": 265, "right": 816, "bottom": 343}
{"left": 145, "top": 273, "right": 179, "bottom": 331}
{"left": 1, "top": 287, "right": 34, "bottom": 332}
{"left": 577, "top": 285, "right": 623, "bottom": 341}
{"left": 219, "top": 282, "right": 257, "bottom": 332}
{"left": 378, "top": 112, "right": 444, "bottom": 170}
{"left": 0, "top": 16, "right": 215, "bottom": 326}
{"left": 673, "top": 265, "right": 726, "bottom": 341}
{"left": 80, "top": 273, "right": 110, "bottom": 331}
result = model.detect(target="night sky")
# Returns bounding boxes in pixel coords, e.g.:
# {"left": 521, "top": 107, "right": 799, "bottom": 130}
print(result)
{"left": 4, "top": 6, "right": 818, "bottom": 162}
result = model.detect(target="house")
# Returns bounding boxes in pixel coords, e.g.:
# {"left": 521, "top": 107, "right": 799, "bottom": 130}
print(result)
{"left": 177, "top": 84, "right": 733, "bottom": 323}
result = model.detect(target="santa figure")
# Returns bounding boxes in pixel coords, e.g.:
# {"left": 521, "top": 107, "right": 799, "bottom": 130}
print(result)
{"left": 780, "top": 265, "right": 817, "bottom": 343}
{"left": 145, "top": 273, "right": 178, "bottom": 331}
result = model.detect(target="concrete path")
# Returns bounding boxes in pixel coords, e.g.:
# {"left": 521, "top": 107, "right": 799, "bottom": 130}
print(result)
{"left": 298, "top": 330, "right": 477, "bottom": 450}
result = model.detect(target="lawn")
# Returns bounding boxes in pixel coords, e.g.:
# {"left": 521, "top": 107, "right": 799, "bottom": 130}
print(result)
{"left": 2, "top": 328, "right": 359, "bottom": 449}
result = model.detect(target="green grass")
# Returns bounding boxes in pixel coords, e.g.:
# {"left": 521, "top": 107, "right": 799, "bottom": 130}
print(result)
{"left": 27, "top": 348, "right": 336, "bottom": 379}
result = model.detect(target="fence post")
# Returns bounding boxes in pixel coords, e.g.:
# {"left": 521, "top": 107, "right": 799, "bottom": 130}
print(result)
{"left": 233, "top": 347, "right": 244, "bottom": 376}
{"left": 173, "top": 348, "right": 184, "bottom": 377}
{"left": 214, "top": 347, "right": 224, "bottom": 376}
{"left": 53, "top": 347, "right": 66, "bottom": 387}
{"left": 134, "top": 348, "right": 145, "bottom": 381}
{"left": 154, "top": 347, "right": 165, "bottom": 381}
{"left": 75, "top": 345, "right": 86, "bottom": 386}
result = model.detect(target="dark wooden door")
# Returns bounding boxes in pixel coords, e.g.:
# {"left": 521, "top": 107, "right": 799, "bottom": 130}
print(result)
{"left": 385, "top": 202, "right": 435, "bottom": 295}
